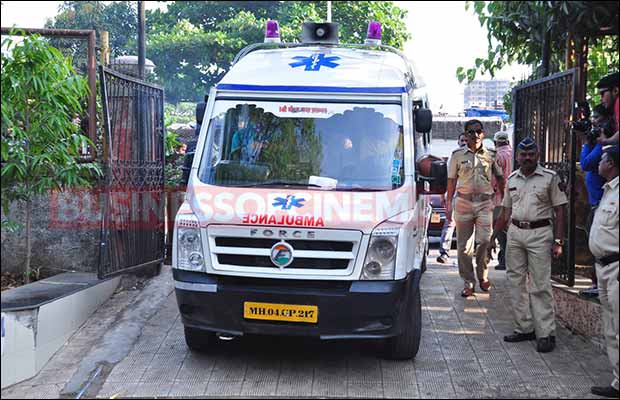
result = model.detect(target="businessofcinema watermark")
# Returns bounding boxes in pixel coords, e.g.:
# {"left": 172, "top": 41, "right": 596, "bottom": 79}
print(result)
{"left": 49, "top": 185, "right": 417, "bottom": 230}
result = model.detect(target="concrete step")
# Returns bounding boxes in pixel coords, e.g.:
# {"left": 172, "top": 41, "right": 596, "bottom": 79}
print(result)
{"left": 1, "top": 272, "right": 120, "bottom": 388}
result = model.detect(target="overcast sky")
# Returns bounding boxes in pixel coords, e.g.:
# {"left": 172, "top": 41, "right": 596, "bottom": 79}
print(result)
{"left": 1, "top": 1, "right": 530, "bottom": 114}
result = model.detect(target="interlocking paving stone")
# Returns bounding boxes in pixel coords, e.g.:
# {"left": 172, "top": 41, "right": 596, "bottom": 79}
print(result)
{"left": 167, "top": 379, "right": 208, "bottom": 397}
{"left": 244, "top": 359, "right": 282, "bottom": 381}
{"left": 417, "top": 378, "right": 457, "bottom": 398}
{"left": 204, "top": 380, "right": 243, "bottom": 397}
{"left": 96, "top": 382, "right": 138, "bottom": 399}
{"left": 209, "top": 355, "right": 248, "bottom": 381}
{"left": 25, "top": 384, "right": 64, "bottom": 399}
{"left": 175, "top": 354, "right": 214, "bottom": 382}
{"left": 347, "top": 381, "right": 384, "bottom": 398}
{"left": 29, "top": 366, "right": 78, "bottom": 385}
{"left": 311, "top": 378, "right": 348, "bottom": 397}
{"left": 383, "top": 381, "right": 419, "bottom": 398}
{"left": 140, "top": 354, "right": 185, "bottom": 383}
{"left": 275, "top": 376, "right": 314, "bottom": 397}
{"left": 380, "top": 359, "right": 416, "bottom": 382}
{"left": 107, "top": 354, "right": 154, "bottom": 383}
{"left": 347, "top": 358, "right": 382, "bottom": 382}
{"left": 130, "top": 381, "right": 173, "bottom": 398}
{"left": 8, "top": 251, "right": 609, "bottom": 400}
{"left": 240, "top": 379, "right": 278, "bottom": 397}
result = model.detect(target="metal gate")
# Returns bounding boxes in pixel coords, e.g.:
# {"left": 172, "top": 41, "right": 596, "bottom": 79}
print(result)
{"left": 512, "top": 69, "right": 577, "bottom": 286}
{"left": 98, "top": 66, "right": 166, "bottom": 279}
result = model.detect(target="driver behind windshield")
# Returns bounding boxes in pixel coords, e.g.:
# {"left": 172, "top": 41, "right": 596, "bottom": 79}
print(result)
{"left": 231, "top": 118, "right": 265, "bottom": 162}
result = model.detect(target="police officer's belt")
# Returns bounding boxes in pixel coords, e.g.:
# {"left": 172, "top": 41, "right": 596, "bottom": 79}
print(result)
{"left": 596, "top": 253, "right": 620, "bottom": 266}
{"left": 457, "top": 192, "right": 493, "bottom": 202}
{"left": 511, "top": 219, "right": 550, "bottom": 229}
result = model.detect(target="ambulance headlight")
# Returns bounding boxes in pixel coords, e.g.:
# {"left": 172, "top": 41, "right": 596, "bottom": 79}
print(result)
{"left": 362, "top": 222, "right": 400, "bottom": 280}
{"left": 176, "top": 226, "right": 205, "bottom": 271}
{"left": 188, "top": 252, "right": 204, "bottom": 268}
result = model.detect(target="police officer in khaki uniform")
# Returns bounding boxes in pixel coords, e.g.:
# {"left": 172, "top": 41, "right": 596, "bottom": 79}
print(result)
{"left": 589, "top": 145, "right": 619, "bottom": 398}
{"left": 491, "top": 138, "right": 567, "bottom": 353}
{"left": 446, "top": 119, "right": 505, "bottom": 297}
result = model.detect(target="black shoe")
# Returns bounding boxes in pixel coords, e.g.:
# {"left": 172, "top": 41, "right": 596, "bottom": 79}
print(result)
{"left": 436, "top": 253, "right": 449, "bottom": 264}
{"left": 536, "top": 336, "right": 556, "bottom": 353}
{"left": 503, "top": 331, "right": 536, "bottom": 342}
{"left": 495, "top": 264, "right": 506, "bottom": 270}
{"left": 590, "top": 385, "right": 620, "bottom": 398}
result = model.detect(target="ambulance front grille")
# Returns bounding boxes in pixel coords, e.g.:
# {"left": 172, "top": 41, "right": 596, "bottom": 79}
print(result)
{"left": 207, "top": 226, "right": 363, "bottom": 275}
{"left": 214, "top": 237, "right": 353, "bottom": 252}
{"left": 217, "top": 254, "right": 349, "bottom": 270}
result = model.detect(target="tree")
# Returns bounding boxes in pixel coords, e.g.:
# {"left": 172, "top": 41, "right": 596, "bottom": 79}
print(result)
{"left": 44, "top": 1, "right": 411, "bottom": 103}
{"left": 45, "top": 1, "right": 137, "bottom": 67}
{"left": 146, "top": 1, "right": 411, "bottom": 103}
{"left": 1, "top": 33, "right": 101, "bottom": 283}
{"left": 457, "top": 1, "right": 619, "bottom": 100}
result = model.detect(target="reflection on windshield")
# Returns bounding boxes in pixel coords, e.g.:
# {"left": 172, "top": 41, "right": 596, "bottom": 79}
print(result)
{"left": 198, "top": 102, "right": 404, "bottom": 191}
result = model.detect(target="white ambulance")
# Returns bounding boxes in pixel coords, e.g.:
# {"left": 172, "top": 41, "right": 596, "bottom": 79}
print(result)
{"left": 173, "top": 22, "right": 447, "bottom": 359}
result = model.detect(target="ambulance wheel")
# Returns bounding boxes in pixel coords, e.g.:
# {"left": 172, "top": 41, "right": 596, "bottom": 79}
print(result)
{"left": 184, "top": 326, "right": 215, "bottom": 352}
{"left": 383, "top": 287, "right": 421, "bottom": 360}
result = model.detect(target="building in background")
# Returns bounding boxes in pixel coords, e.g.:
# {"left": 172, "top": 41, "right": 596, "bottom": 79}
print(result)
{"left": 464, "top": 79, "right": 511, "bottom": 110}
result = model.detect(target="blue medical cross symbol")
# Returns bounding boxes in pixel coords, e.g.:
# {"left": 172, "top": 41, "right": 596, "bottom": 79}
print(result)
{"left": 289, "top": 54, "right": 341, "bottom": 71}
{"left": 272, "top": 195, "right": 305, "bottom": 210}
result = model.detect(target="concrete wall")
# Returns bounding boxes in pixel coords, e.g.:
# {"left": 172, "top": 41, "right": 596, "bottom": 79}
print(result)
{"left": 1, "top": 192, "right": 101, "bottom": 274}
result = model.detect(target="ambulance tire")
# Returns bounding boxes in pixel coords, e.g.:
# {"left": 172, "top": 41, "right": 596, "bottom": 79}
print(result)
{"left": 383, "top": 286, "right": 421, "bottom": 360}
{"left": 184, "top": 326, "right": 215, "bottom": 352}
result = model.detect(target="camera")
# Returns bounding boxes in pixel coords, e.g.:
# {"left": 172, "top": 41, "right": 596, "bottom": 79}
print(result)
{"left": 586, "top": 120, "right": 614, "bottom": 143}
{"left": 573, "top": 118, "right": 592, "bottom": 133}
{"left": 572, "top": 101, "right": 591, "bottom": 132}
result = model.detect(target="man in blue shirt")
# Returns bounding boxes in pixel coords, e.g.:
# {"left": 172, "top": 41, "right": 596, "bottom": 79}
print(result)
{"left": 579, "top": 104, "right": 614, "bottom": 298}
{"left": 231, "top": 118, "right": 261, "bottom": 162}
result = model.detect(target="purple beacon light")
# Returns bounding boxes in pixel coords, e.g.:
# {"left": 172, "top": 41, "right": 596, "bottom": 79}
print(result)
{"left": 264, "top": 20, "right": 281, "bottom": 43}
{"left": 365, "top": 21, "right": 382, "bottom": 46}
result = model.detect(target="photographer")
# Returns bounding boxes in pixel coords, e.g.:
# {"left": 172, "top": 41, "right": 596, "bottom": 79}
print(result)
{"left": 578, "top": 103, "right": 615, "bottom": 298}
{"left": 596, "top": 71, "right": 619, "bottom": 146}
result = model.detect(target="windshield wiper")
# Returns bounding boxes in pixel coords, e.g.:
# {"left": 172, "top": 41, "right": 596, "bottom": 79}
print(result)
{"left": 243, "top": 181, "right": 323, "bottom": 188}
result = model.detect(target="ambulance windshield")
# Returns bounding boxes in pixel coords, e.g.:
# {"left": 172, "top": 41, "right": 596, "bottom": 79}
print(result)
{"left": 198, "top": 101, "right": 404, "bottom": 191}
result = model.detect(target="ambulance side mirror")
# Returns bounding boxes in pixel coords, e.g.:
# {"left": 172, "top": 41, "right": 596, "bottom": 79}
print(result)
{"left": 195, "top": 97, "right": 208, "bottom": 125}
{"left": 181, "top": 97, "right": 208, "bottom": 186}
{"left": 416, "top": 155, "right": 447, "bottom": 195}
{"left": 181, "top": 139, "right": 197, "bottom": 186}
{"left": 414, "top": 108, "right": 432, "bottom": 133}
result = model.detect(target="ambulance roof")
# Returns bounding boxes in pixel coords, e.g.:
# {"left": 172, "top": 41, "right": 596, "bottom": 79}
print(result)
{"left": 217, "top": 46, "right": 421, "bottom": 95}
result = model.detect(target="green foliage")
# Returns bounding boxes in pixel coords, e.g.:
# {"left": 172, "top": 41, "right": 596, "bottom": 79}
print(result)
{"left": 146, "top": 1, "right": 410, "bottom": 103}
{"left": 43, "top": 1, "right": 411, "bottom": 103}
{"left": 502, "top": 86, "right": 515, "bottom": 122}
{"left": 1, "top": 32, "right": 101, "bottom": 216}
{"left": 457, "top": 0, "right": 619, "bottom": 90}
{"left": 164, "top": 131, "right": 184, "bottom": 187}
{"left": 45, "top": 1, "right": 137, "bottom": 64}
{"left": 164, "top": 102, "right": 195, "bottom": 127}
{"left": 586, "top": 36, "right": 619, "bottom": 102}
{"left": 163, "top": 103, "right": 194, "bottom": 186}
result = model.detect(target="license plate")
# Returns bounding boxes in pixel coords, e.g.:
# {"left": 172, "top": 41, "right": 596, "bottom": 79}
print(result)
{"left": 243, "top": 302, "right": 318, "bottom": 323}
{"left": 431, "top": 213, "right": 441, "bottom": 224}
